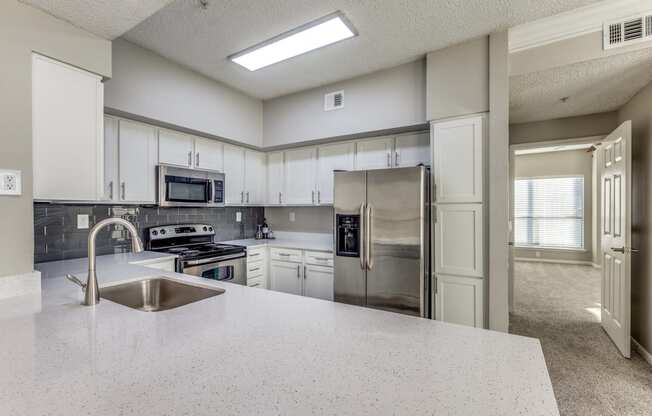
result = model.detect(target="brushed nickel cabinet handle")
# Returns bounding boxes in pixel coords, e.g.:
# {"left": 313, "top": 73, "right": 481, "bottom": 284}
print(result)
{"left": 317, "top": 190, "right": 321, "bottom": 204}
{"left": 312, "top": 190, "right": 315, "bottom": 204}
{"left": 121, "top": 182, "right": 126, "bottom": 200}
{"left": 386, "top": 153, "right": 390, "bottom": 167}
{"left": 246, "top": 191, "right": 250, "bottom": 204}
{"left": 196, "top": 152, "right": 200, "bottom": 167}
{"left": 304, "top": 265, "right": 307, "bottom": 279}
{"left": 297, "top": 264, "right": 300, "bottom": 278}
{"left": 188, "top": 151, "right": 192, "bottom": 167}
{"left": 108, "top": 181, "right": 113, "bottom": 200}
{"left": 279, "top": 253, "right": 290, "bottom": 257}
{"left": 241, "top": 191, "right": 244, "bottom": 204}
{"left": 250, "top": 267, "right": 260, "bottom": 272}
{"left": 395, "top": 151, "right": 400, "bottom": 166}
{"left": 250, "top": 283, "right": 260, "bottom": 287}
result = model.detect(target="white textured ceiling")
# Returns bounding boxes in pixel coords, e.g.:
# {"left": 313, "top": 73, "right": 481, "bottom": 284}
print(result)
{"left": 510, "top": 48, "right": 652, "bottom": 123}
{"left": 123, "top": 0, "right": 600, "bottom": 99}
{"left": 19, "top": 0, "right": 175, "bottom": 40}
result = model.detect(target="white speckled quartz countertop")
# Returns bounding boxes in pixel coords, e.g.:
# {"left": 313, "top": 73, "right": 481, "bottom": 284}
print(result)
{"left": 0, "top": 252, "right": 558, "bottom": 416}
{"left": 222, "top": 231, "right": 333, "bottom": 252}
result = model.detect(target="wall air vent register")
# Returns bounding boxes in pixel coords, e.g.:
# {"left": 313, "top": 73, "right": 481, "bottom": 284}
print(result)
{"left": 604, "top": 12, "right": 652, "bottom": 49}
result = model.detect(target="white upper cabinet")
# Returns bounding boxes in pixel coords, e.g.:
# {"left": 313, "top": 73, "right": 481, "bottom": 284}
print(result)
{"left": 394, "top": 132, "right": 430, "bottom": 168}
{"left": 223, "top": 144, "right": 246, "bottom": 204}
{"left": 355, "top": 137, "right": 394, "bottom": 170}
{"left": 103, "top": 116, "right": 119, "bottom": 201}
{"left": 267, "top": 152, "right": 284, "bottom": 205}
{"left": 32, "top": 54, "right": 104, "bottom": 201}
{"left": 118, "top": 120, "right": 158, "bottom": 203}
{"left": 284, "top": 147, "right": 318, "bottom": 205}
{"left": 159, "top": 129, "right": 194, "bottom": 168}
{"left": 245, "top": 150, "right": 266, "bottom": 205}
{"left": 432, "top": 116, "right": 483, "bottom": 203}
{"left": 317, "top": 142, "right": 355, "bottom": 205}
{"left": 194, "top": 137, "right": 223, "bottom": 172}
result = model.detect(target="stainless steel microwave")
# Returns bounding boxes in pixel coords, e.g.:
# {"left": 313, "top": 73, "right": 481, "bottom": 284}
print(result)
{"left": 158, "top": 165, "right": 224, "bottom": 207}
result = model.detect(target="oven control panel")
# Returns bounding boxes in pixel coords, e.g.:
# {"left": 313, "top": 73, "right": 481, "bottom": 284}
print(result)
{"left": 149, "top": 224, "right": 215, "bottom": 240}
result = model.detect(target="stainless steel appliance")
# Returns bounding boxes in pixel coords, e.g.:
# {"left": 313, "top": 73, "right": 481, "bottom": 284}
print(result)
{"left": 334, "top": 166, "right": 430, "bottom": 317}
{"left": 146, "top": 224, "right": 246, "bottom": 285}
{"left": 158, "top": 165, "right": 225, "bottom": 207}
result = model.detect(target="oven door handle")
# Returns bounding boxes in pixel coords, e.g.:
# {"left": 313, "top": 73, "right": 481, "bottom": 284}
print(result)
{"left": 183, "top": 253, "right": 246, "bottom": 266}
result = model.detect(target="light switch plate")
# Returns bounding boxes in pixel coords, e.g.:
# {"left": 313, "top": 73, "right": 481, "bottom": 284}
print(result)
{"left": 289, "top": 212, "right": 296, "bottom": 222}
{"left": 0, "top": 169, "right": 21, "bottom": 196}
{"left": 236, "top": 212, "right": 242, "bottom": 222}
{"left": 77, "top": 214, "right": 89, "bottom": 229}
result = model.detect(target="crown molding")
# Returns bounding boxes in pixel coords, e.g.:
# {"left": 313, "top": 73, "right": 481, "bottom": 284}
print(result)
{"left": 509, "top": 0, "right": 651, "bottom": 53}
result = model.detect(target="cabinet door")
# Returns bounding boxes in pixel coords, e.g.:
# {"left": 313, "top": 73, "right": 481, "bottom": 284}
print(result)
{"left": 245, "top": 150, "right": 266, "bottom": 205}
{"left": 32, "top": 54, "right": 104, "bottom": 201}
{"left": 159, "top": 129, "right": 194, "bottom": 168}
{"left": 284, "top": 147, "right": 317, "bottom": 205}
{"left": 194, "top": 137, "right": 223, "bottom": 172}
{"left": 304, "top": 265, "right": 334, "bottom": 301}
{"left": 435, "top": 204, "right": 483, "bottom": 277}
{"left": 432, "top": 116, "right": 483, "bottom": 203}
{"left": 270, "top": 261, "right": 302, "bottom": 295}
{"left": 103, "top": 116, "right": 119, "bottom": 201}
{"left": 267, "top": 152, "right": 284, "bottom": 205}
{"left": 355, "top": 137, "right": 394, "bottom": 170}
{"left": 435, "top": 274, "right": 484, "bottom": 328}
{"left": 118, "top": 120, "right": 158, "bottom": 203}
{"left": 223, "top": 144, "right": 245, "bottom": 204}
{"left": 395, "top": 132, "right": 430, "bottom": 167}
{"left": 317, "top": 142, "right": 355, "bottom": 205}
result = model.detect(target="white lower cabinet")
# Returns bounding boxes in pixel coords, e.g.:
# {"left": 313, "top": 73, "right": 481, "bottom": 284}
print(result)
{"left": 435, "top": 274, "right": 484, "bottom": 328}
{"left": 270, "top": 260, "right": 303, "bottom": 295}
{"left": 246, "top": 247, "right": 267, "bottom": 288}
{"left": 303, "top": 265, "right": 334, "bottom": 301}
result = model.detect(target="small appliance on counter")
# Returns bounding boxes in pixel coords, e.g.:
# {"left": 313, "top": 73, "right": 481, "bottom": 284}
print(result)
{"left": 145, "top": 223, "right": 246, "bottom": 285}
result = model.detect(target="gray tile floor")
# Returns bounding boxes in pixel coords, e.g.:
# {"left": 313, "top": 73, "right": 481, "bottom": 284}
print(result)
{"left": 510, "top": 261, "right": 652, "bottom": 416}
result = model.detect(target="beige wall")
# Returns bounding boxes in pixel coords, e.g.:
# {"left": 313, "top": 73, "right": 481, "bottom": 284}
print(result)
{"left": 264, "top": 207, "right": 333, "bottom": 234}
{"left": 513, "top": 149, "right": 594, "bottom": 263}
{"left": 263, "top": 60, "right": 426, "bottom": 147}
{"left": 106, "top": 39, "right": 263, "bottom": 147}
{"left": 0, "top": 1, "right": 111, "bottom": 278}
{"left": 510, "top": 112, "right": 619, "bottom": 145}
{"left": 618, "top": 79, "right": 652, "bottom": 353}
{"left": 426, "top": 36, "right": 489, "bottom": 121}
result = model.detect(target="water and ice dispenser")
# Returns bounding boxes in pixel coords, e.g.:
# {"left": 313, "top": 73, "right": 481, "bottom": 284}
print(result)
{"left": 336, "top": 214, "right": 360, "bottom": 257}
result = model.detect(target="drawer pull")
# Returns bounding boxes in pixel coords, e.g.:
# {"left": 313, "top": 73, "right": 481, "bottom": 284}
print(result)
{"left": 314, "top": 257, "right": 331, "bottom": 261}
{"left": 249, "top": 267, "right": 260, "bottom": 272}
{"left": 278, "top": 253, "right": 291, "bottom": 257}
{"left": 250, "top": 283, "right": 260, "bottom": 287}
{"left": 249, "top": 253, "right": 261, "bottom": 257}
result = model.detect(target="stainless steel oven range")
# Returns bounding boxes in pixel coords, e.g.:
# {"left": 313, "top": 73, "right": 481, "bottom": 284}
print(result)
{"left": 146, "top": 224, "right": 246, "bottom": 285}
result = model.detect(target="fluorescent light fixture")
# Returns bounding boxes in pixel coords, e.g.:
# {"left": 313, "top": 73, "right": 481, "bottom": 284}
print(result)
{"left": 230, "top": 11, "right": 357, "bottom": 71}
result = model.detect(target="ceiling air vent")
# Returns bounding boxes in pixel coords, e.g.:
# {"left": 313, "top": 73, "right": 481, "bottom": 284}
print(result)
{"left": 604, "top": 12, "right": 652, "bottom": 50}
{"left": 324, "top": 90, "right": 344, "bottom": 111}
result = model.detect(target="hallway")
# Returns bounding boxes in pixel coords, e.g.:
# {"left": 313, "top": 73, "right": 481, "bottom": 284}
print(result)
{"left": 510, "top": 261, "right": 652, "bottom": 416}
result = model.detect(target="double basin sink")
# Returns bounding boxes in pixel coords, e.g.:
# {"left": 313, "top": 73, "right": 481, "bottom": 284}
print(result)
{"left": 101, "top": 277, "right": 224, "bottom": 312}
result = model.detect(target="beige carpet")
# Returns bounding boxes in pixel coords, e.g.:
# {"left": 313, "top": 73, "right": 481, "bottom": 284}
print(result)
{"left": 509, "top": 261, "right": 652, "bottom": 416}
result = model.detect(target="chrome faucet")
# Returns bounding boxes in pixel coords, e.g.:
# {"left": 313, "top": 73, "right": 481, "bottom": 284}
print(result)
{"left": 66, "top": 217, "right": 144, "bottom": 306}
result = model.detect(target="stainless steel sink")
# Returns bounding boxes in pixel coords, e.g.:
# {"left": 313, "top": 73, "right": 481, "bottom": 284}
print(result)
{"left": 100, "top": 277, "right": 224, "bottom": 312}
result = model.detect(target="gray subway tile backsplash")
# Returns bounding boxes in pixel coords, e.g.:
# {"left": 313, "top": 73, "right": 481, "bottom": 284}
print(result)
{"left": 34, "top": 203, "right": 264, "bottom": 264}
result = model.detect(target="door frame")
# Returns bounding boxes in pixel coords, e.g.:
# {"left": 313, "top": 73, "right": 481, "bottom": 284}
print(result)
{"left": 508, "top": 135, "right": 604, "bottom": 313}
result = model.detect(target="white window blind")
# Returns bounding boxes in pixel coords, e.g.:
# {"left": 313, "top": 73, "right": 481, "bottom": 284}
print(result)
{"left": 514, "top": 176, "right": 584, "bottom": 250}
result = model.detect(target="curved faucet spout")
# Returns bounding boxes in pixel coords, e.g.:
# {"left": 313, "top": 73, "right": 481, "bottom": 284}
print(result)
{"left": 81, "top": 217, "right": 144, "bottom": 306}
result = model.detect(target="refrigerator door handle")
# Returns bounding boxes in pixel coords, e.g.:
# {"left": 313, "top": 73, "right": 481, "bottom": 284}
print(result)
{"left": 359, "top": 203, "right": 366, "bottom": 270}
{"left": 366, "top": 204, "right": 373, "bottom": 270}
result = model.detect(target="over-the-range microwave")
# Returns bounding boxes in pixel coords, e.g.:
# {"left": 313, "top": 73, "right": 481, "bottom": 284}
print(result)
{"left": 158, "top": 165, "right": 224, "bottom": 207}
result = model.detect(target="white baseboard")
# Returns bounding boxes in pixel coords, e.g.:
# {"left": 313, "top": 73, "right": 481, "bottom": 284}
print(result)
{"left": 514, "top": 257, "right": 594, "bottom": 266}
{"left": 632, "top": 337, "right": 652, "bottom": 366}
{"left": 0, "top": 270, "right": 41, "bottom": 300}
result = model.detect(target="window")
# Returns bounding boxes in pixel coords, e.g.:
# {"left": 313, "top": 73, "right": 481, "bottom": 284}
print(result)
{"left": 514, "top": 176, "right": 584, "bottom": 250}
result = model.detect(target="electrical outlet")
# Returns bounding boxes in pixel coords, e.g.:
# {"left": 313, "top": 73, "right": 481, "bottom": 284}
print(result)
{"left": 0, "top": 169, "right": 21, "bottom": 196}
{"left": 236, "top": 212, "right": 242, "bottom": 222}
{"left": 77, "top": 214, "right": 89, "bottom": 229}
{"left": 289, "top": 212, "right": 296, "bottom": 222}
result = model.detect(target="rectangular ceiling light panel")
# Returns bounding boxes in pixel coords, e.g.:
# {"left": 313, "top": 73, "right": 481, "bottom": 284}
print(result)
{"left": 230, "top": 12, "right": 357, "bottom": 71}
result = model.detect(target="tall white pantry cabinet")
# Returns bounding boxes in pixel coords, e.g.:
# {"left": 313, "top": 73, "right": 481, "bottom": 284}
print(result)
{"left": 431, "top": 115, "right": 486, "bottom": 328}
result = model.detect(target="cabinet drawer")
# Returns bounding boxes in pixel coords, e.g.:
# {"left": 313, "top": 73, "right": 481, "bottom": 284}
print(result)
{"left": 247, "top": 247, "right": 266, "bottom": 262}
{"left": 304, "top": 251, "right": 333, "bottom": 267}
{"left": 247, "top": 261, "right": 264, "bottom": 277}
{"left": 247, "top": 277, "right": 264, "bottom": 288}
{"left": 270, "top": 247, "right": 302, "bottom": 263}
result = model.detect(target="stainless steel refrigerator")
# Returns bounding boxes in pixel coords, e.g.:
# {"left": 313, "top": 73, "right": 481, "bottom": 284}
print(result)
{"left": 333, "top": 166, "right": 430, "bottom": 318}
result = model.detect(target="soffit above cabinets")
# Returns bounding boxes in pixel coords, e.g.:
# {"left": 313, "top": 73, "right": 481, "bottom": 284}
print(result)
{"left": 19, "top": 0, "right": 175, "bottom": 40}
{"left": 122, "top": 0, "right": 601, "bottom": 99}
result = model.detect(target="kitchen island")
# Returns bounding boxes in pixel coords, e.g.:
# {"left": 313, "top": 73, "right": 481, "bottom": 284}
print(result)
{"left": 0, "top": 252, "right": 559, "bottom": 415}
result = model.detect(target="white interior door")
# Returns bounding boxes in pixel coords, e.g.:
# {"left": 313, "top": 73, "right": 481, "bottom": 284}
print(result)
{"left": 600, "top": 120, "right": 632, "bottom": 358}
